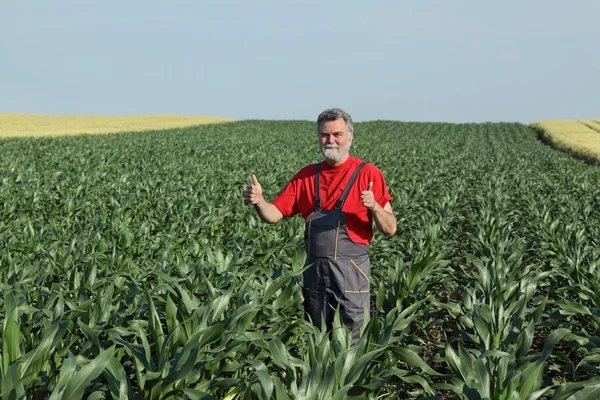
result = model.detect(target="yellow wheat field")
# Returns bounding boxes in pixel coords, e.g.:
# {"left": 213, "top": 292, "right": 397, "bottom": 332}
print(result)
{"left": 0, "top": 113, "right": 234, "bottom": 138}
{"left": 530, "top": 119, "right": 600, "bottom": 160}
{"left": 580, "top": 120, "right": 600, "bottom": 132}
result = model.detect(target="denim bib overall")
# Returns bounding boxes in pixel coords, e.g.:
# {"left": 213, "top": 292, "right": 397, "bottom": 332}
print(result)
{"left": 303, "top": 162, "right": 371, "bottom": 343}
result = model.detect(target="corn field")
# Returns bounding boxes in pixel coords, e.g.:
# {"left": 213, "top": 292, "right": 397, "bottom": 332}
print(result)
{"left": 1, "top": 121, "right": 599, "bottom": 399}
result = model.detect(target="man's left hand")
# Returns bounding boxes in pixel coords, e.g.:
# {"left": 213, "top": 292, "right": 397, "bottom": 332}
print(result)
{"left": 361, "top": 182, "right": 377, "bottom": 210}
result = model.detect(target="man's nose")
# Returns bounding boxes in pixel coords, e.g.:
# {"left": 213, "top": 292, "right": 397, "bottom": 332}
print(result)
{"left": 328, "top": 135, "right": 336, "bottom": 144}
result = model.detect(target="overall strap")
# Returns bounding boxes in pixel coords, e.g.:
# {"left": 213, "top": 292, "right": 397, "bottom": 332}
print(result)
{"left": 335, "top": 162, "right": 367, "bottom": 210}
{"left": 314, "top": 163, "right": 321, "bottom": 211}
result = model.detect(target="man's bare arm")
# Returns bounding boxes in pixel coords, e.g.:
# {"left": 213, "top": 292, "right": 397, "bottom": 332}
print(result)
{"left": 253, "top": 198, "right": 284, "bottom": 224}
{"left": 370, "top": 202, "right": 396, "bottom": 236}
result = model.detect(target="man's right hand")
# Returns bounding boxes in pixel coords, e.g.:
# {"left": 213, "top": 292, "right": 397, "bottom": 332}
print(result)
{"left": 244, "top": 174, "right": 284, "bottom": 224}
{"left": 244, "top": 175, "right": 263, "bottom": 205}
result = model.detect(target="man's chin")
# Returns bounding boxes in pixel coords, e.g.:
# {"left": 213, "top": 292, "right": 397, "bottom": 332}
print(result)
{"left": 322, "top": 150, "right": 348, "bottom": 163}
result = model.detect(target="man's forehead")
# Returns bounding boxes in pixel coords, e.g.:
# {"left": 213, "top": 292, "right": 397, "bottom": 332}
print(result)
{"left": 319, "top": 119, "right": 347, "bottom": 133}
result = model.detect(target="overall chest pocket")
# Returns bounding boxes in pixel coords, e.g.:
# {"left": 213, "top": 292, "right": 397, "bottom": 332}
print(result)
{"left": 305, "top": 210, "right": 345, "bottom": 259}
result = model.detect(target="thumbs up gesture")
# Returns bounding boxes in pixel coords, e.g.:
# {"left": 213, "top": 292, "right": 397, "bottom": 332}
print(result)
{"left": 244, "top": 175, "right": 263, "bottom": 205}
{"left": 361, "top": 182, "right": 376, "bottom": 210}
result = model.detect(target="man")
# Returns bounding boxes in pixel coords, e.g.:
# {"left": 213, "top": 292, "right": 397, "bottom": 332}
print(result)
{"left": 244, "top": 108, "right": 396, "bottom": 343}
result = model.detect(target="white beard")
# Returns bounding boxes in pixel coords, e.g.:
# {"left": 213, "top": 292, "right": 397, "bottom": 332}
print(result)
{"left": 320, "top": 143, "right": 350, "bottom": 163}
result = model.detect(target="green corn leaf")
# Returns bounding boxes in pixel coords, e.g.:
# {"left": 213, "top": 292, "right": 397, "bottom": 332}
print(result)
{"left": 556, "top": 301, "right": 592, "bottom": 316}
{"left": 183, "top": 389, "right": 216, "bottom": 400}
{"left": 163, "top": 323, "right": 225, "bottom": 385}
{"left": 315, "top": 366, "right": 336, "bottom": 400}
{"left": 525, "top": 386, "right": 552, "bottom": 400}
{"left": 165, "top": 293, "right": 182, "bottom": 344}
{"left": 515, "top": 362, "right": 543, "bottom": 398}
{"left": 395, "top": 374, "right": 437, "bottom": 396}
{"left": 1, "top": 364, "right": 26, "bottom": 400}
{"left": 479, "top": 350, "right": 511, "bottom": 359}
{"left": 297, "top": 364, "right": 321, "bottom": 400}
{"left": 551, "top": 376, "right": 600, "bottom": 400}
{"left": 17, "top": 320, "right": 64, "bottom": 384}
{"left": 263, "top": 268, "right": 303, "bottom": 302}
{"left": 61, "top": 345, "right": 115, "bottom": 400}
{"left": 110, "top": 335, "right": 157, "bottom": 373}
{"left": 173, "top": 283, "right": 199, "bottom": 314}
{"left": 457, "top": 343, "right": 475, "bottom": 382}
{"left": 392, "top": 348, "right": 441, "bottom": 376}
{"left": 517, "top": 321, "right": 535, "bottom": 358}
{"left": 144, "top": 287, "right": 165, "bottom": 354}
{"left": 2, "top": 292, "right": 21, "bottom": 374}
{"left": 531, "top": 297, "right": 547, "bottom": 323}
{"left": 330, "top": 384, "right": 352, "bottom": 400}
{"left": 473, "top": 315, "right": 490, "bottom": 350}
{"left": 98, "top": 283, "right": 114, "bottom": 324}
{"left": 344, "top": 348, "right": 386, "bottom": 385}
{"left": 576, "top": 352, "right": 600, "bottom": 372}
{"left": 468, "top": 358, "right": 490, "bottom": 399}
{"left": 210, "top": 286, "right": 233, "bottom": 323}
{"left": 376, "top": 280, "right": 386, "bottom": 311}
{"left": 102, "top": 355, "right": 132, "bottom": 400}
{"left": 273, "top": 376, "right": 291, "bottom": 400}
{"left": 78, "top": 319, "right": 100, "bottom": 348}
{"left": 445, "top": 344, "right": 466, "bottom": 381}
{"left": 540, "top": 328, "right": 571, "bottom": 363}
{"left": 48, "top": 355, "right": 78, "bottom": 400}
{"left": 87, "top": 391, "right": 105, "bottom": 400}
{"left": 567, "top": 387, "right": 600, "bottom": 400}
{"left": 266, "top": 338, "right": 291, "bottom": 370}
{"left": 247, "top": 359, "right": 274, "bottom": 400}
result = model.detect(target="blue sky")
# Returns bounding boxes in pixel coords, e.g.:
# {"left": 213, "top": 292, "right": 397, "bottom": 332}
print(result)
{"left": 1, "top": 1, "right": 598, "bottom": 123}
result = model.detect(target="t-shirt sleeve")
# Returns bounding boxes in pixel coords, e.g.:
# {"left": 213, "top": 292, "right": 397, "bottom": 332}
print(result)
{"left": 378, "top": 183, "right": 393, "bottom": 208}
{"left": 272, "top": 175, "right": 300, "bottom": 217}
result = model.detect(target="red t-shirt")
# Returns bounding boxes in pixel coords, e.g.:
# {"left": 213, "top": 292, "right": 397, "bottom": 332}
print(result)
{"left": 273, "top": 156, "right": 393, "bottom": 245}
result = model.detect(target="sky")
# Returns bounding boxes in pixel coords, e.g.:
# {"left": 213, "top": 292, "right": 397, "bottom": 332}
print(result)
{"left": 1, "top": 1, "right": 599, "bottom": 123}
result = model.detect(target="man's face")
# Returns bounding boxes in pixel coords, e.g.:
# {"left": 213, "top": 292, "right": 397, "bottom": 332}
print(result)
{"left": 319, "top": 118, "right": 353, "bottom": 164}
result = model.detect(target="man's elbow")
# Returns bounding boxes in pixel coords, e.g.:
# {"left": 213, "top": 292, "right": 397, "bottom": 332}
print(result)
{"left": 384, "top": 218, "right": 397, "bottom": 236}
{"left": 377, "top": 223, "right": 396, "bottom": 237}
{"left": 259, "top": 215, "right": 281, "bottom": 224}
{"left": 380, "top": 204, "right": 396, "bottom": 236}
{"left": 384, "top": 226, "right": 396, "bottom": 237}
{"left": 261, "top": 211, "right": 284, "bottom": 224}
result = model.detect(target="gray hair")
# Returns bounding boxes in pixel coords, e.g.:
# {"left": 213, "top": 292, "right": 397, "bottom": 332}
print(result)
{"left": 317, "top": 108, "right": 354, "bottom": 137}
